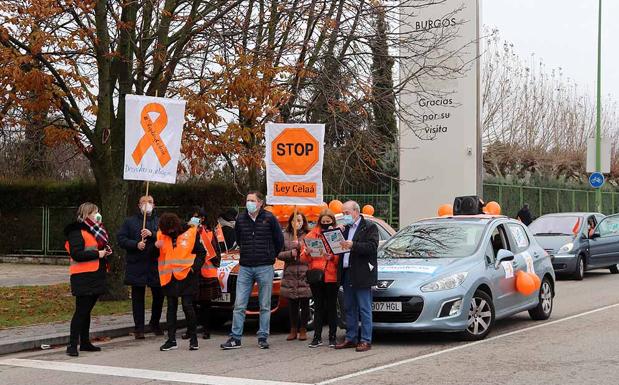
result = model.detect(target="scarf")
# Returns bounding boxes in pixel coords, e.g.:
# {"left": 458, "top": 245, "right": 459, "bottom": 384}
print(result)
{"left": 83, "top": 218, "right": 111, "bottom": 252}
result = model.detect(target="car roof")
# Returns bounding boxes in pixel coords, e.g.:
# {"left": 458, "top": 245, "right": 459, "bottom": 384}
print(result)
{"left": 537, "top": 212, "right": 603, "bottom": 217}
{"left": 415, "top": 215, "right": 507, "bottom": 225}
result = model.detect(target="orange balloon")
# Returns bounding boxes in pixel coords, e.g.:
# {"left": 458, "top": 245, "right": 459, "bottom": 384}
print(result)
{"left": 281, "top": 205, "right": 295, "bottom": 216}
{"left": 515, "top": 271, "right": 537, "bottom": 296}
{"left": 362, "top": 205, "right": 375, "bottom": 216}
{"left": 265, "top": 206, "right": 274, "bottom": 213}
{"left": 298, "top": 206, "right": 311, "bottom": 216}
{"left": 320, "top": 202, "right": 328, "bottom": 208}
{"left": 484, "top": 201, "right": 501, "bottom": 215}
{"left": 329, "top": 200, "right": 343, "bottom": 214}
{"left": 530, "top": 272, "right": 541, "bottom": 291}
{"left": 437, "top": 204, "right": 453, "bottom": 217}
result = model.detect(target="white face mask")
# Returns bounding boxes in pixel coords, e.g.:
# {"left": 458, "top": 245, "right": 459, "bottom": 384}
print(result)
{"left": 141, "top": 203, "right": 154, "bottom": 214}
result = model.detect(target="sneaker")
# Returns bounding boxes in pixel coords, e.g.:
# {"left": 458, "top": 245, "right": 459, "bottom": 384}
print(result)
{"left": 329, "top": 338, "right": 337, "bottom": 348}
{"left": 160, "top": 340, "right": 178, "bottom": 351}
{"left": 150, "top": 324, "right": 164, "bottom": 336}
{"left": 258, "top": 338, "right": 270, "bottom": 349}
{"left": 134, "top": 331, "right": 145, "bottom": 340}
{"left": 220, "top": 337, "right": 242, "bottom": 350}
{"left": 308, "top": 338, "right": 323, "bottom": 348}
{"left": 66, "top": 345, "right": 78, "bottom": 357}
{"left": 189, "top": 336, "right": 199, "bottom": 351}
{"left": 181, "top": 333, "right": 190, "bottom": 340}
{"left": 203, "top": 332, "right": 211, "bottom": 340}
{"left": 80, "top": 342, "right": 101, "bottom": 352}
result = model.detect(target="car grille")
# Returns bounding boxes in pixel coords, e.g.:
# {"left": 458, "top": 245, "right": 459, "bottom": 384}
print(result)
{"left": 372, "top": 296, "right": 424, "bottom": 323}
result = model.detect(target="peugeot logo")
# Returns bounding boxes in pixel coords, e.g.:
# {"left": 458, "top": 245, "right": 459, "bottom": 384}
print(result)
{"left": 376, "top": 280, "right": 394, "bottom": 289}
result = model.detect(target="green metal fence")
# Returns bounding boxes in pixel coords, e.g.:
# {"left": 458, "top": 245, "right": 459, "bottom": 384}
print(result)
{"left": 483, "top": 183, "right": 619, "bottom": 219}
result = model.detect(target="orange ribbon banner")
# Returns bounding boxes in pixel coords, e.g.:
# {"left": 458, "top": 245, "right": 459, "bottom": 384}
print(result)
{"left": 132, "top": 103, "right": 171, "bottom": 167}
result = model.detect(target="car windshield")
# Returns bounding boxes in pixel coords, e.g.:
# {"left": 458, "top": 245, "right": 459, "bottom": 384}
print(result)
{"left": 379, "top": 222, "right": 485, "bottom": 259}
{"left": 529, "top": 216, "right": 580, "bottom": 236}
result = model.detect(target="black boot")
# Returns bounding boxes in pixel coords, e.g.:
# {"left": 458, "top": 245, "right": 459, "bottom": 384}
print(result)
{"left": 66, "top": 345, "right": 79, "bottom": 357}
{"left": 80, "top": 341, "right": 101, "bottom": 352}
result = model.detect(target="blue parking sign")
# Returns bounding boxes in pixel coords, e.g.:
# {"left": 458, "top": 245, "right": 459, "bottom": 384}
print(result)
{"left": 589, "top": 172, "right": 605, "bottom": 188}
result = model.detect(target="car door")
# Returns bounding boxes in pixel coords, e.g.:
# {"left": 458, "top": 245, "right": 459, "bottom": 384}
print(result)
{"left": 505, "top": 222, "right": 539, "bottom": 304}
{"left": 589, "top": 216, "right": 619, "bottom": 267}
{"left": 485, "top": 223, "right": 522, "bottom": 315}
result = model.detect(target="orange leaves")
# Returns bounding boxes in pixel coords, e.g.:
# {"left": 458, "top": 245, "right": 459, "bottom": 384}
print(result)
{"left": 43, "top": 125, "right": 77, "bottom": 146}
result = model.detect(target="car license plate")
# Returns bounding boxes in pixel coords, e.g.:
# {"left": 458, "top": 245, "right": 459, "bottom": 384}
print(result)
{"left": 212, "top": 293, "right": 231, "bottom": 303}
{"left": 372, "top": 301, "right": 402, "bottom": 312}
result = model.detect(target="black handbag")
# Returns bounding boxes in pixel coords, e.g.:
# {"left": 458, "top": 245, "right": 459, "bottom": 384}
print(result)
{"left": 306, "top": 260, "right": 328, "bottom": 284}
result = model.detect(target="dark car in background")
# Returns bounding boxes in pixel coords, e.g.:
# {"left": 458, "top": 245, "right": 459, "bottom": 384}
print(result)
{"left": 530, "top": 212, "right": 615, "bottom": 280}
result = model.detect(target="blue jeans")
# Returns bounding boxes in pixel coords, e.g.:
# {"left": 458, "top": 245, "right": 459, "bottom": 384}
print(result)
{"left": 230, "top": 265, "right": 274, "bottom": 340}
{"left": 342, "top": 269, "right": 373, "bottom": 343}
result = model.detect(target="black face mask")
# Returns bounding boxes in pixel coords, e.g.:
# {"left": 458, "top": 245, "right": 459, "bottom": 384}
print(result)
{"left": 320, "top": 223, "right": 333, "bottom": 231}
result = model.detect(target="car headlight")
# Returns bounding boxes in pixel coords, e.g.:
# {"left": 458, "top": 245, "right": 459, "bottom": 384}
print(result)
{"left": 421, "top": 272, "right": 468, "bottom": 292}
{"left": 558, "top": 242, "right": 574, "bottom": 254}
{"left": 274, "top": 269, "right": 284, "bottom": 280}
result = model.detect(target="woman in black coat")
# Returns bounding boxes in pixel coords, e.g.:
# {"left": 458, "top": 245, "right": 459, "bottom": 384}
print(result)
{"left": 64, "top": 202, "right": 111, "bottom": 357}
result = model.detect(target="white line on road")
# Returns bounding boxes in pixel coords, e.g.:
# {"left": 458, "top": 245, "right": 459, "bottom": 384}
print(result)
{"left": 0, "top": 358, "right": 311, "bottom": 385}
{"left": 317, "top": 302, "right": 619, "bottom": 385}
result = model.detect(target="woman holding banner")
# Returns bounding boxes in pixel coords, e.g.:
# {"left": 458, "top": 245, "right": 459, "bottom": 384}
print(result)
{"left": 302, "top": 209, "right": 340, "bottom": 348}
{"left": 278, "top": 212, "right": 311, "bottom": 341}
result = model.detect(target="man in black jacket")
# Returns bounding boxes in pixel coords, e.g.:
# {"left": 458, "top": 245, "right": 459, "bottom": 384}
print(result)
{"left": 221, "top": 191, "right": 284, "bottom": 350}
{"left": 335, "top": 201, "right": 379, "bottom": 352}
{"left": 117, "top": 195, "right": 164, "bottom": 339}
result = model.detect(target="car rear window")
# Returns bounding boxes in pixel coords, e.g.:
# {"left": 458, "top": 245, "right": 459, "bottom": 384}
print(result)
{"left": 380, "top": 222, "right": 485, "bottom": 259}
{"left": 529, "top": 216, "right": 581, "bottom": 236}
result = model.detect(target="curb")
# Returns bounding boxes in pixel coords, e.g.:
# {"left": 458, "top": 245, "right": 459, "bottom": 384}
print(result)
{"left": 0, "top": 319, "right": 186, "bottom": 356}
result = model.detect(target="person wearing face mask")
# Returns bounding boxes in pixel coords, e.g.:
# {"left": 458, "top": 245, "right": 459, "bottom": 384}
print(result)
{"left": 154, "top": 213, "right": 206, "bottom": 351}
{"left": 220, "top": 191, "right": 284, "bottom": 350}
{"left": 117, "top": 195, "right": 164, "bottom": 339}
{"left": 302, "top": 209, "right": 340, "bottom": 348}
{"left": 277, "top": 212, "right": 310, "bottom": 342}
{"left": 64, "top": 202, "right": 112, "bottom": 357}
{"left": 335, "top": 201, "right": 379, "bottom": 352}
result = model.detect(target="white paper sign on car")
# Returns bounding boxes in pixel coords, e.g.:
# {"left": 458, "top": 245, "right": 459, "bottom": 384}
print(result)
{"left": 523, "top": 252, "right": 535, "bottom": 274}
{"left": 378, "top": 265, "right": 438, "bottom": 274}
{"left": 501, "top": 261, "right": 514, "bottom": 279}
{"left": 217, "top": 260, "right": 238, "bottom": 293}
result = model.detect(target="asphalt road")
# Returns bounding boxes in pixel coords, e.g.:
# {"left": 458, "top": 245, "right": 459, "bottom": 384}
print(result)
{"left": 1, "top": 270, "right": 619, "bottom": 385}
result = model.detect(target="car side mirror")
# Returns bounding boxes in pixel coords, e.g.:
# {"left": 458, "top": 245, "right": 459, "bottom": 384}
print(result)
{"left": 495, "top": 249, "right": 515, "bottom": 269}
{"left": 590, "top": 232, "right": 601, "bottom": 239}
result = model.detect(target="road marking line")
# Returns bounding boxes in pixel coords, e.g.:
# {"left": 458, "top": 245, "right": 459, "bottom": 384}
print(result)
{"left": 317, "top": 302, "right": 619, "bottom": 385}
{"left": 0, "top": 358, "right": 311, "bottom": 385}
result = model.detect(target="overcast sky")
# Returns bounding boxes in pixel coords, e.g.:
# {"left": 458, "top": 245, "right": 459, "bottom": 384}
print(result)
{"left": 482, "top": 0, "right": 619, "bottom": 101}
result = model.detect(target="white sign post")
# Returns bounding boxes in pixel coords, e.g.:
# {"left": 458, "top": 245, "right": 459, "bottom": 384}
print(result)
{"left": 265, "top": 123, "right": 325, "bottom": 206}
{"left": 124, "top": 95, "right": 186, "bottom": 184}
{"left": 586, "top": 137, "right": 611, "bottom": 174}
{"left": 399, "top": 0, "right": 480, "bottom": 225}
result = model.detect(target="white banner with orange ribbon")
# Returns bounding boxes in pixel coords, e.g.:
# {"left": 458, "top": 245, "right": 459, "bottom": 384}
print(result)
{"left": 124, "top": 95, "right": 186, "bottom": 184}
{"left": 265, "top": 123, "right": 325, "bottom": 206}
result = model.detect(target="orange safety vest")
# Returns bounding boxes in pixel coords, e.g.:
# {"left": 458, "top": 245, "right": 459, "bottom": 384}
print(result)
{"left": 200, "top": 228, "right": 218, "bottom": 279}
{"left": 215, "top": 224, "right": 225, "bottom": 243}
{"left": 65, "top": 230, "right": 100, "bottom": 275}
{"left": 157, "top": 227, "right": 198, "bottom": 286}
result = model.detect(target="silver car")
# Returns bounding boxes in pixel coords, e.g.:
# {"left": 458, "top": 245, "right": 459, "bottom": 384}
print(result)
{"left": 373, "top": 215, "right": 555, "bottom": 340}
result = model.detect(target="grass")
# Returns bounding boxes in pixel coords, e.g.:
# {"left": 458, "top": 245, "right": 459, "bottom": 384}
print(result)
{"left": 0, "top": 283, "right": 152, "bottom": 329}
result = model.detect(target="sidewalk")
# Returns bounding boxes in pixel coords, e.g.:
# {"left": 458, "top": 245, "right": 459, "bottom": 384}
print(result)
{"left": 0, "top": 310, "right": 185, "bottom": 355}
{"left": 0, "top": 263, "right": 67, "bottom": 287}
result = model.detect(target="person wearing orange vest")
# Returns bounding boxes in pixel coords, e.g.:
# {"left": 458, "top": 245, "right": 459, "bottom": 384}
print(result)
{"left": 182, "top": 210, "right": 222, "bottom": 340}
{"left": 154, "top": 213, "right": 206, "bottom": 352}
{"left": 63, "top": 202, "right": 112, "bottom": 357}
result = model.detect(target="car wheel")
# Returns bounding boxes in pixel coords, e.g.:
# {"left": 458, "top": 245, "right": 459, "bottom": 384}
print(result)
{"left": 528, "top": 277, "right": 553, "bottom": 320}
{"left": 459, "top": 290, "right": 495, "bottom": 341}
{"left": 572, "top": 255, "right": 585, "bottom": 281}
{"left": 609, "top": 264, "right": 619, "bottom": 274}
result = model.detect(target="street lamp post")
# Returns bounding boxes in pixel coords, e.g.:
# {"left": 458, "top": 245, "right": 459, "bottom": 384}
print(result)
{"left": 595, "top": 0, "right": 603, "bottom": 213}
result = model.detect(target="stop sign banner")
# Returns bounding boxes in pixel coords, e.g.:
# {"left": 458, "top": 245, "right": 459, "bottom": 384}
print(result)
{"left": 265, "top": 123, "right": 325, "bottom": 205}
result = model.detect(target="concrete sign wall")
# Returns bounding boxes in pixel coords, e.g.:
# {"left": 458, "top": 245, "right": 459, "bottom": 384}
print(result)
{"left": 399, "top": 0, "right": 481, "bottom": 225}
